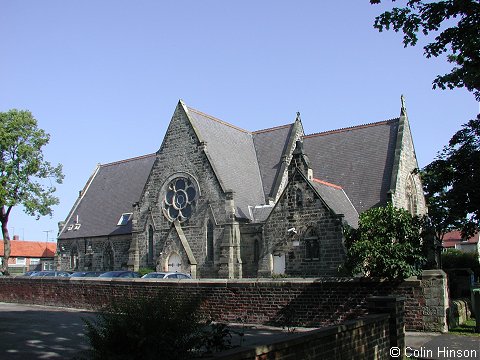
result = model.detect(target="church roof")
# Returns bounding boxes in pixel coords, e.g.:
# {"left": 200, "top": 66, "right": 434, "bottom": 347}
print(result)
{"left": 58, "top": 101, "right": 403, "bottom": 237}
{"left": 309, "top": 178, "right": 359, "bottom": 228}
{"left": 185, "top": 106, "right": 266, "bottom": 218}
{"left": 252, "top": 124, "right": 295, "bottom": 200}
{"left": 58, "top": 154, "right": 156, "bottom": 239}
{"left": 303, "top": 119, "right": 400, "bottom": 213}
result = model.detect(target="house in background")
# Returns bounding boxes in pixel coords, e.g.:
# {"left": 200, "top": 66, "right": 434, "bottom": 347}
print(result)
{"left": 0, "top": 236, "right": 56, "bottom": 274}
{"left": 443, "top": 231, "right": 479, "bottom": 259}
{"left": 57, "top": 97, "right": 427, "bottom": 278}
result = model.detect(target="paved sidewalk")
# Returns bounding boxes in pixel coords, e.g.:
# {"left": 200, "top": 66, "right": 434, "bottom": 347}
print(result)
{"left": 405, "top": 331, "right": 479, "bottom": 360}
{"left": 0, "top": 302, "right": 297, "bottom": 359}
{"left": 0, "top": 302, "right": 94, "bottom": 359}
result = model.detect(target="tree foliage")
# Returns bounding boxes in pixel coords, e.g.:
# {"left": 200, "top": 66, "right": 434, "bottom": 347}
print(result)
{"left": 420, "top": 115, "right": 480, "bottom": 238}
{"left": 0, "top": 109, "right": 64, "bottom": 274}
{"left": 344, "top": 203, "right": 426, "bottom": 280}
{"left": 442, "top": 248, "right": 480, "bottom": 276}
{"left": 370, "top": 0, "right": 480, "bottom": 100}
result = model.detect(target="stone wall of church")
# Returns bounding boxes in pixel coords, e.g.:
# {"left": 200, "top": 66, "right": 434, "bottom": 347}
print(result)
{"left": 391, "top": 116, "right": 427, "bottom": 215}
{"left": 260, "top": 172, "right": 346, "bottom": 277}
{"left": 57, "top": 234, "right": 132, "bottom": 271}
{"left": 132, "top": 104, "right": 229, "bottom": 277}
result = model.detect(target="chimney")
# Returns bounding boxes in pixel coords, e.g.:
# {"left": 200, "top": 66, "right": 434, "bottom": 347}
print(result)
{"left": 13, "top": 235, "right": 20, "bottom": 241}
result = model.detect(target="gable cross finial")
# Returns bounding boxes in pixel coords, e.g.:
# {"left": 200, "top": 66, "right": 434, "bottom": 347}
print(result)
{"left": 400, "top": 94, "right": 407, "bottom": 116}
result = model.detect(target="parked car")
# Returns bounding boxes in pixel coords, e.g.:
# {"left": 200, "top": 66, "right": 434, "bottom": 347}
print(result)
{"left": 21, "top": 271, "right": 39, "bottom": 276}
{"left": 98, "top": 271, "right": 140, "bottom": 278}
{"left": 70, "top": 271, "right": 103, "bottom": 278}
{"left": 30, "top": 271, "right": 72, "bottom": 277}
{"left": 141, "top": 272, "right": 191, "bottom": 279}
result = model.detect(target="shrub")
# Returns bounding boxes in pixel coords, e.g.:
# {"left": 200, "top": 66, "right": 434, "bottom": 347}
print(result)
{"left": 137, "top": 267, "right": 155, "bottom": 277}
{"left": 82, "top": 291, "right": 231, "bottom": 359}
{"left": 343, "top": 203, "right": 426, "bottom": 280}
{"left": 442, "top": 249, "right": 480, "bottom": 277}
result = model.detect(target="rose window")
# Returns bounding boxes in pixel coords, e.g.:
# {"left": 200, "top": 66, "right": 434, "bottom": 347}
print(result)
{"left": 163, "top": 177, "right": 197, "bottom": 222}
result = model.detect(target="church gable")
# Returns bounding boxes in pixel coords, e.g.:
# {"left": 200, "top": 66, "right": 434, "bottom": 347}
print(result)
{"left": 135, "top": 101, "right": 227, "bottom": 232}
{"left": 260, "top": 169, "right": 347, "bottom": 277}
{"left": 388, "top": 106, "right": 427, "bottom": 216}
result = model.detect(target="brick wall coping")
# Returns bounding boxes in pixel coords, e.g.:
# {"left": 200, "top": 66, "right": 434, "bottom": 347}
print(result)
{"left": 3, "top": 275, "right": 430, "bottom": 287}
{"left": 207, "top": 314, "right": 390, "bottom": 359}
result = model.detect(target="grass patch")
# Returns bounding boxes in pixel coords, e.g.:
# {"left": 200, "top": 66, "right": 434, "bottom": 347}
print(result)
{"left": 449, "top": 318, "right": 480, "bottom": 336}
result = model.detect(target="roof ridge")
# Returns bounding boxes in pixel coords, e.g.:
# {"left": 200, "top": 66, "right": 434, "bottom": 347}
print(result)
{"left": 312, "top": 178, "right": 343, "bottom": 190}
{"left": 252, "top": 123, "right": 293, "bottom": 134}
{"left": 9, "top": 239, "right": 56, "bottom": 243}
{"left": 100, "top": 153, "right": 156, "bottom": 168}
{"left": 304, "top": 118, "right": 399, "bottom": 138}
{"left": 187, "top": 106, "right": 251, "bottom": 134}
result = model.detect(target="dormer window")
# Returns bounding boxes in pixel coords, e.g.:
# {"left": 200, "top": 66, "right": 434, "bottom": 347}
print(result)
{"left": 117, "top": 213, "right": 132, "bottom": 226}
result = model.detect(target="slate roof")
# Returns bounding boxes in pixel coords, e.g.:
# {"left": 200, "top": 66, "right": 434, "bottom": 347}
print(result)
{"left": 58, "top": 101, "right": 403, "bottom": 236}
{"left": 58, "top": 154, "right": 156, "bottom": 239}
{"left": 309, "top": 178, "right": 359, "bottom": 228}
{"left": 0, "top": 240, "right": 56, "bottom": 258}
{"left": 303, "top": 119, "right": 400, "bottom": 213}
{"left": 185, "top": 106, "right": 266, "bottom": 218}
{"left": 249, "top": 205, "right": 274, "bottom": 223}
{"left": 252, "top": 124, "right": 294, "bottom": 200}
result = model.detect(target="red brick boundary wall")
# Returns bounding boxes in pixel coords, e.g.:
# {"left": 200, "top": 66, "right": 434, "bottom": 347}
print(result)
{"left": 211, "top": 297, "right": 405, "bottom": 360}
{"left": 0, "top": 270, "right": 447, "bottom": 332}
{"left": 212, "top": 314, "right": 391, "bottom": 360}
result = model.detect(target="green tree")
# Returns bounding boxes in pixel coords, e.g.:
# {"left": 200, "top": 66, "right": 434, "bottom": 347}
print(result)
{"left": 420, "top": 115, "right": 480, "bottom": 238}
{"left": 370, "top": 0, "right": 480, "bottom": 100}
{"left": 344, "top": 203, "right": 426, "bottom": 280}
{"left": 0, "top": 109, "right": 64, "bottom": 275}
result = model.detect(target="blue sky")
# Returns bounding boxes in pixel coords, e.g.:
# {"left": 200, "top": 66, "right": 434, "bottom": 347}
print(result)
{"left": 1, "top": 1, "right": 478, "bottom": 241}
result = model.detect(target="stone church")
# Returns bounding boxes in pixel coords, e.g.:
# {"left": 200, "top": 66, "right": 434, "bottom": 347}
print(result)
{"left": 57, "top": 98, "right": 427, "bottom": 278}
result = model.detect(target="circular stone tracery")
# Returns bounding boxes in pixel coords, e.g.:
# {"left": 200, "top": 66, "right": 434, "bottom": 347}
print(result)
{"left": 163, "top": 177, "right": 197, "bottom": 222}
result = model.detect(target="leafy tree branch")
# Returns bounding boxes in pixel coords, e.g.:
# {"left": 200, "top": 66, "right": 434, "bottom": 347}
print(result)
{"left": 370, "top": 0, "right": 480, "bottom": 100}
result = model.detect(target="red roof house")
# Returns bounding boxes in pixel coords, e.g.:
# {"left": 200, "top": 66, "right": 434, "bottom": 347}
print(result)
{"left": 442, "top": 231, "right": 479, "bottom": 255}
{"left": 0, "top": 237, "right": 57, "bottom": 273}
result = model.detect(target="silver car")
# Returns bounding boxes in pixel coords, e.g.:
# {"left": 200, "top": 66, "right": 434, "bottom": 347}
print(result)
{"left": 30, "top": 271, "right": 72, "bottom": 277}
{"left": 141, "top": 272, "right": 191, "bottom": 279}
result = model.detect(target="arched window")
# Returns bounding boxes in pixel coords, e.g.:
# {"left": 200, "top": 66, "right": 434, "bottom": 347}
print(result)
{"left": 304, "top": 228, "right": 319, "bottom": 260}
{"left": 253, "top": 239, "right": 260, "bottom": 263}
{"left": 70, "top": 246, "right": 78, "bottom": 270}
{"left": 104, "top": 243, "right": 114, "bottom": 271}
{"left": 147, "top": 225, "right": 154, "bottom": 265}
{"left": 206, "top": 220, "right": 214, "bottom": 262}
{"left": 295, "top": 188, "right": 303, "bottom": 207}
{"left": 406, "top": 174, "right": 418, "bottom": 215}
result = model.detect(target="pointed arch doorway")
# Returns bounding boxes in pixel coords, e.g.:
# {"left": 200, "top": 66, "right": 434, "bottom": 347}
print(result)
{"left": 167, "top": 252, "right": 182, "bottom": 272}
